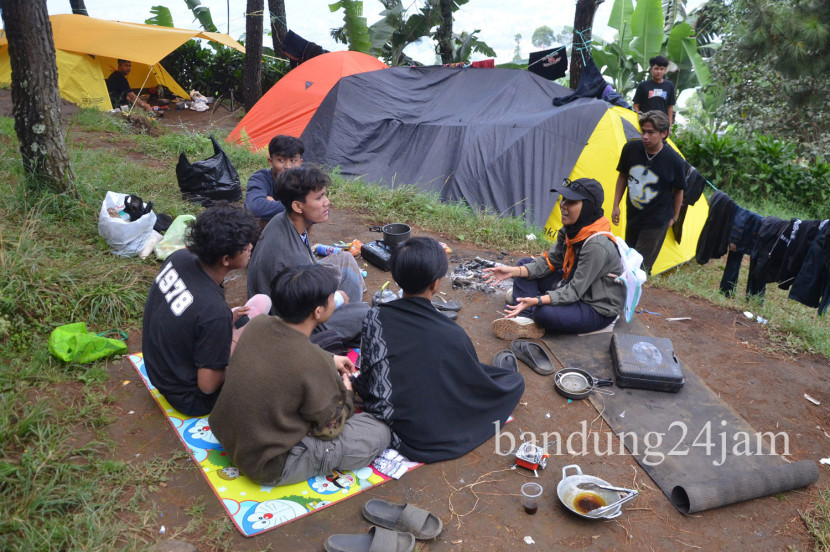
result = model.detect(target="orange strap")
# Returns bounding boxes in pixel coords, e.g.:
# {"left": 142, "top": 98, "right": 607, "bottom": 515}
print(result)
{"left": 562, "top": 217, "right": 612, "bottom": 278}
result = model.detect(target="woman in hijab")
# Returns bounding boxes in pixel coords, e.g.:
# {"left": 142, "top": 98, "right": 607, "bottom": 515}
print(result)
{"left": 484, "top": 178, "right": 625, "bottom": 340}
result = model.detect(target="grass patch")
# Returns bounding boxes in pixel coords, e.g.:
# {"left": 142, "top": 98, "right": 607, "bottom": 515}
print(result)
{"left": 801, "top": 488, "right": 830, "bottom": 551}
{"left": 329, "top": 172, "right": 551, "bottom": 251}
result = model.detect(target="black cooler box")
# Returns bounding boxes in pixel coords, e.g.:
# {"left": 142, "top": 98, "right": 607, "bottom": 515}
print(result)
{"left": 610, "top": 334, "right": 685, "bottom": 392}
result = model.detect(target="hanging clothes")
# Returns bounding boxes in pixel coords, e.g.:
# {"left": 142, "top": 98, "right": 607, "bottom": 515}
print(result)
{"left": 789, "top": 222, "right": 830, "bottom": 315}
{"left": 695, "top": 191, "right": 737, "bottom": 264}
{"left": 777, "top": 219, "right": 828, "bottom": 290}
{"left": 719, "top": 206, "right": 764, "bottom": 297}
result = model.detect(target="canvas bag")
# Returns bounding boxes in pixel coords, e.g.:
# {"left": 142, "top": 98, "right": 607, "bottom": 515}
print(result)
{"left": 583, "top": 231, "right": 647, "bottom": 323}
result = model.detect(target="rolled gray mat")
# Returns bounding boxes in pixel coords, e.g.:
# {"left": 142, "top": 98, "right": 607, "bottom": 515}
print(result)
{"left": 670, "top": 460, "right": 819, "bottom": 514}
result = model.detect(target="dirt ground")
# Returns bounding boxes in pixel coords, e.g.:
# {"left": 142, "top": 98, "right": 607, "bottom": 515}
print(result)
{"left": 109, "top": 205, "right": 830, "bottom": 551}
{"left": 3, "top": 90, "right": 828, "bottom": 550}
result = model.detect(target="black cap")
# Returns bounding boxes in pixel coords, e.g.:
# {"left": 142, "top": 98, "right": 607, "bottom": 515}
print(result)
{"left": 551, "top": 178, "right": 604, "bottom": 205}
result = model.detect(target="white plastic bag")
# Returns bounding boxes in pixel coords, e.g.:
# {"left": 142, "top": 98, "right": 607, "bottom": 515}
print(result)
{"left": 98, "top": 191, "right": 157, "bottom": 257}
{"left": 154, "top": 214, "right": 196, "bottom": 260}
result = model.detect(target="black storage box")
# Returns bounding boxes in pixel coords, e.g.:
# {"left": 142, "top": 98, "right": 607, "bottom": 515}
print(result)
{"left": 610, "top": 334, "right": 685, "bottom": 392}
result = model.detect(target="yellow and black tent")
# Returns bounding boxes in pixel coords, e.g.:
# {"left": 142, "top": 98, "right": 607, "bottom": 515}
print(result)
{"left": 301, "top": 67, "right": 709, "bottom": 274}
{"left": 0, "top": 14, "right": 245, "bottom": 110}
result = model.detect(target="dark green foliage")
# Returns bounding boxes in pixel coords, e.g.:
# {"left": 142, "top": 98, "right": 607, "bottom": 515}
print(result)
{"left": 698, "top": 0, "right": 830, "bottom": 158}
{"left": 673, "top": 127, "right": 830, "bottom": 218}
{"left": 160, "top": 40, "right": 288, "bottom": 100}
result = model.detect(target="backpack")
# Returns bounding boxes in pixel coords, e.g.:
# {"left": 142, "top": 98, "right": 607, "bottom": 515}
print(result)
{"left": 582, "top": 231, "right": 647, "bottom": 323}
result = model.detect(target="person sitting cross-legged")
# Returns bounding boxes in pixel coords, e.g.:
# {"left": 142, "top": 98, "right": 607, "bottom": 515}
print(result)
{"left": 484, "top": 178, "right": 625, "bottom": 339}
{"left": 246, "top": 166, "right": 368, "bottom": 345}
{"left": 354, "top": 237, "right": 525, "bottom": 463}
{"left": 208, "top": 264, "right": 391, "bottom": 486}
{"left": 142, "top": 204, "right": 270, "bottom": 417}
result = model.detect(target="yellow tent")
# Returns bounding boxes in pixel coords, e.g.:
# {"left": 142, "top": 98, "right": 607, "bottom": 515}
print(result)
{"left": 0, "top": 14, "right": 245, "bottom": 110}
{"left": 544, "top": 106, "right": 709, "bottom": 275}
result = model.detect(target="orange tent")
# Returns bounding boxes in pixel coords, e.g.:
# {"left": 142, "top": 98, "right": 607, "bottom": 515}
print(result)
{"left": 227, "top": 51, "right": 387, "bottom": 151}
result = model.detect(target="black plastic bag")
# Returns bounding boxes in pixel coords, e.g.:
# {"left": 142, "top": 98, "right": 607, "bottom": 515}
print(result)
{"left": 176, "top": 135, "right": 242, "bottom": 206}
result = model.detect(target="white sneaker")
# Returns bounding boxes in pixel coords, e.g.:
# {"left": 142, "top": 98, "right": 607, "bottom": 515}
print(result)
{"left": 491, "top": 316, "right": 545, "bottom": 340}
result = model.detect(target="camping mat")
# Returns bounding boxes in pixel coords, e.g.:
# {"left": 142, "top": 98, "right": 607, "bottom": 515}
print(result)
{"left": 542, "top": 318, "right": 818, "bottom": 514}
{"left": 128, "top": 353, "right": 419, "bottom": 537}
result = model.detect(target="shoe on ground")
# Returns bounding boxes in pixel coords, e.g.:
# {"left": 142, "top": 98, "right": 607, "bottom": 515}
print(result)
{"left": 491, "top": 316, "right": 544, "bottom": 340}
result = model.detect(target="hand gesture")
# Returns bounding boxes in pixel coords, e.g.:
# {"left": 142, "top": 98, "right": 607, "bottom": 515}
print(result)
{"left": 483, "top": 266, "right": 515, "bottom": 285}
{"left": 503, "top": 296, "right": 537, "bottom": 318}
{"left": 333, "top": 355, "right": 355, "bottom": 376}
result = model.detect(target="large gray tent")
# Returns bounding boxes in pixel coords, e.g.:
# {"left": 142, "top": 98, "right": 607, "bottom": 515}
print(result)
{"left": 301, "top": 66, "right": 639, "bottom": 227}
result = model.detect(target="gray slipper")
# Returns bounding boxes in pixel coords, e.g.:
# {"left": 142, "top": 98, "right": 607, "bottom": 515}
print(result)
{"left": 324, "top": 526, "right": 415, "bottom": 552}
{"left": 493, "top": 350, "right": 519, "bottom": 371}
{"left": 431, "top": 295, "right": 462, "bottom": 311}
{"left": 510, "top": 339, "right": 556, "bottom": 375}
{"left": 442, "top": 310, "right": 459, "bottom": 321}
{"left": 362, "top": 499, "right": 443, "bottom": 540}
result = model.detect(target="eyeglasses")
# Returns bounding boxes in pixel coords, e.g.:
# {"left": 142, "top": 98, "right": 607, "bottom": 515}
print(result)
{"left": 553, "top": 178, "right": 598, "bottom": 205}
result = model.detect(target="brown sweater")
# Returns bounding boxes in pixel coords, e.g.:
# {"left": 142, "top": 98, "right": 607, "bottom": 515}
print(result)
{"left": 208, "top": 316, "right": 355, "bottom": 484}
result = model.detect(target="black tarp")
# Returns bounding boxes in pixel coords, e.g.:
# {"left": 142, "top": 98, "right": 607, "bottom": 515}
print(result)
{"left": 301, "top": 66, "right": 610, "bottom": 227}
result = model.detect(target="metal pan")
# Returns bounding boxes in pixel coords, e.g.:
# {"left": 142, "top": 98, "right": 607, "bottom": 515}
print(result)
{"left": 557, "top": 464, "right": 638, "bottom": 519}
{"left": 553, "top": 367, "right": 614, "bottom": 400}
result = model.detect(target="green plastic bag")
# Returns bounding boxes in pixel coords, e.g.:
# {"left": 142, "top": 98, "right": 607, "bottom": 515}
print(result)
{"left": 48, "top": 322, "right": 128, "bottom": 364}
{"left": 154, "top": 214, "right": 196, "bottom": 260}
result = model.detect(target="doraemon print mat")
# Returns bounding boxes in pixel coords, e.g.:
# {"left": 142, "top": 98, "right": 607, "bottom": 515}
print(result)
{"left": 128, "top": 353, "right": 417, "bottom": 537}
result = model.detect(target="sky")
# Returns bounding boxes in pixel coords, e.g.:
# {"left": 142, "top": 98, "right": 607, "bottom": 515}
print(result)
{"left": 43, "top": 0, "right": 704, "bottom": 66}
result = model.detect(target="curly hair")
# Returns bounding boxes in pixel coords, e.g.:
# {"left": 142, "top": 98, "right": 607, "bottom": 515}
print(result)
{"left": 275, "top": 166, "right": 331, "bottom": 211}
{"left": 186, "top": 203, "right": 259, "bottom": 266}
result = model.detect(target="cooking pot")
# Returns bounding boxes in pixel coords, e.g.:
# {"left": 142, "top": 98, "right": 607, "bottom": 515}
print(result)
{"left": 369, "top": 223, "right": 411, "bottom": 250}
{"left": 557, "top": 464, "right": 638, "bottom": 519}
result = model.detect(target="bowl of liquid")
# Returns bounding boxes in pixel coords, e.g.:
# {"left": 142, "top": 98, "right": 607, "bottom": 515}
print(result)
{"left": 557, "top": 464, "right": 637, "bottom": 519}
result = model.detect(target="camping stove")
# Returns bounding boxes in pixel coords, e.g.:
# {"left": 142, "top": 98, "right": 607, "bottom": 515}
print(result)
{"left": 513, "top": 441, "right": 550, "bottom": 477}
{"left": 361, "top": 240, "right": 393, "bottom": 271}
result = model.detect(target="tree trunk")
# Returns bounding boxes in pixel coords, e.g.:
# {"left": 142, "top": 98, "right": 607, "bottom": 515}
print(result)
{"left": 69, "top": 0, "right": 88, "bottom": 15}
{"left": 243, "top": 0, "right": 264, "bottom": 112}
{"left": 268, "top": 0, "right": 287, "bottom": 59}
{"left": 0, "top": 0, "right": 75, "bottom": 195}
{"left": 569, "top": 0, "right": 604, "bottom": 89}
{"left": 437, "top": 0, "right": 454, "bottom": 64}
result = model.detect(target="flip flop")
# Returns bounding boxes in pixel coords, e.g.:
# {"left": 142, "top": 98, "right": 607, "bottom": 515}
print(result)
{"left": 510, "top": 339, "right": 556, "bottom": 376}
{"left": 493, "top": 349, "right": 519, "bottom": 371}
{"left": 324, "top": 526, "right": 415, "bottom": 552}
{"left": 362, "top": 499, "right": 443, "bottom": 540}
{"left": 431, "top": 295, "right": 462, "bottom": 311}
{"left": 441, "top": 310, "right": 458, "bottom": 321}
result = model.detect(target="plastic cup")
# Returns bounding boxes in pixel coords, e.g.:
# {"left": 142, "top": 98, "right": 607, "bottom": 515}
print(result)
{"left": 521, "top": 482, "right": 543, "bottom": 515}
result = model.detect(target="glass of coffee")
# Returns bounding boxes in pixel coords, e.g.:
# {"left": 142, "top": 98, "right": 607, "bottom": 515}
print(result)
{"left": 521, "top": 482, "right": 543, "bottom": 515}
